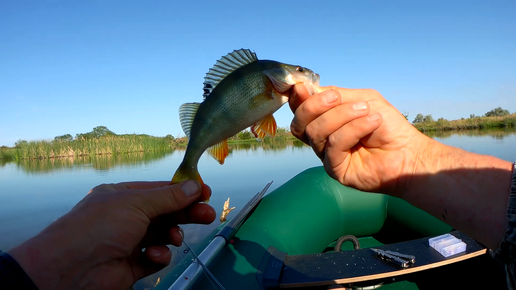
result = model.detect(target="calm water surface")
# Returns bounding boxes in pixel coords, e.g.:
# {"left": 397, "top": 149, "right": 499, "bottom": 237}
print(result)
{"left": 1, "top": 130, "right": 516, "bottom": 287}
{"left": 0, "top": 140, "right": 321, "bottom": 251}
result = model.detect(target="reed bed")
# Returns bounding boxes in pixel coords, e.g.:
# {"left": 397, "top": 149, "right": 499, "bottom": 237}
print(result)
{"left": 227, "top": 127, "right": 295, "bottom": 143}
{"left": 11, "top": 135, "right": 174, "bottom": 160}
{"left": 5, "top": 115, "right": 514, "bottom": 162}
{"left": 414, "top": 114, "right": 516, "bottom": 132}
{"left": 0, "top": 148, "right": 18, "bottom": 162}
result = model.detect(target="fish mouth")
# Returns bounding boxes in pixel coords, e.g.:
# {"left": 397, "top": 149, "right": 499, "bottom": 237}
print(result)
{"left": 304, "top": 73, "right": 320, "bottom": 96}
{"left": 285, "top": 73, "right": 320, "bottom": 99}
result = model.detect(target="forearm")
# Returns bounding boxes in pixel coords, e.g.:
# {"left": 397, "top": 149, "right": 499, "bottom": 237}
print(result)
{"left": 404, "top": 138, "right": 513, "bottom": 249}
{"left": 8, "top": 214, "right": 94, "bottom": 290}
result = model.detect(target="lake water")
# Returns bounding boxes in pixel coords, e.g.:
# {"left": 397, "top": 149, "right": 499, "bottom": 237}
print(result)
{"left": 1, "top": 130, "right": 516, "bottom": 288}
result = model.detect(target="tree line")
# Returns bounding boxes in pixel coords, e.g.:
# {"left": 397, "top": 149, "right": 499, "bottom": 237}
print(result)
{"left": 411, "top": 107, "right": 513, "bottom": 124}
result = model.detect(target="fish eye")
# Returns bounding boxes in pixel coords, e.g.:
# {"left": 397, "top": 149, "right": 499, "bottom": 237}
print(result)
{"left": 295, "top": 66, "right": 304, "bottom": 72}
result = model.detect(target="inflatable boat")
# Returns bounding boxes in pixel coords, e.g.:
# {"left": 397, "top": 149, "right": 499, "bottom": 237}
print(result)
{"left": 154, "top": 166, "right": 506, "bottom": 290}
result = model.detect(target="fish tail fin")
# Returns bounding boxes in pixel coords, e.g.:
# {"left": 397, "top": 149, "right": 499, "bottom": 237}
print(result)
{"left": 171, "top": 163, "right": 209, "bottom": 202}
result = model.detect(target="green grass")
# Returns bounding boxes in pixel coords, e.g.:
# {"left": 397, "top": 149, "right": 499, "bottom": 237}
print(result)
{"left": 0, "top": 130, "right": 302, "bottom": 162}
{"left": 227, "top": 134, "right": 297, "bottom": 144}
{"left": 227, "top": 127, "right": 297, "bottom": 143}
{"left": 0, "top": 147, "right": 18, "bottom": 162}
{"left": 414, "top": 114, "right": 516, "bottom": 132}
{"left": 4, "top": 134, "right": 182, "bottom": 161}
{"left": 1, "top": 127, "right": 298, "bottom": 162}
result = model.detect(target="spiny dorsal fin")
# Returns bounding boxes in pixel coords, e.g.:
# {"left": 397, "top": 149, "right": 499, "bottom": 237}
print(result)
{"left": 203, "top": 49, "right": 258, "bottom": 99}
{"left": 179, "top": 103, "right": 201, "bottom": 138}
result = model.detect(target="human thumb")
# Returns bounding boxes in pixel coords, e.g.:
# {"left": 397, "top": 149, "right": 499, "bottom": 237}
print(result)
{"left": 134, "top": 180, "right": 204, "bottom": 219}
{"left": 289, "top": 83, "right": 311, "bottom": 113}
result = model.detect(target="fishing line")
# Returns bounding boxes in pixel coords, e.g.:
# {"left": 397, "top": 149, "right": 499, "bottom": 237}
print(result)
{"left": 178, "top": 228, "right": 227, "bottom": 290}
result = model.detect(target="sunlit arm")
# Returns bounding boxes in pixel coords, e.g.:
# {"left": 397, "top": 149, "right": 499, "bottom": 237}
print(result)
{"left": 404, "top": 138, "right": 513, "bottom": 250}
{"left": 288, "top": 84, "right": 514, "bottom": 251}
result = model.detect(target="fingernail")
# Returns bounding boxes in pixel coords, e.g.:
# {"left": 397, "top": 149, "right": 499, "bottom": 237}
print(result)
{"left": 181, "top": 180, "right": 199, "bottom": 197}
{"left": 353, "top": 102, "right": 367, "bottom": 111}
{"left": 368, "top": 113, "right": 381, "bottom": 122}
{"left": 149, "top": 248, "right": 162, "bottom": 257}
{"left": 321, "top": 90, "right": 338, "bottom": 104}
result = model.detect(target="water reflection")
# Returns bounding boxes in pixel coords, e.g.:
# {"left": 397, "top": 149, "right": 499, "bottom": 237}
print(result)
{"left": 228, "top": 138, "right": 307, "bottom": 152}
{"left": 13, "top": 150, "right": 172, "bottom": 174}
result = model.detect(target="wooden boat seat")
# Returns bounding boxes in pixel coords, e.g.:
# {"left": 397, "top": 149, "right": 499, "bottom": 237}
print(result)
{"left": 256, "top": 231, "right": 487, "bottom": 289}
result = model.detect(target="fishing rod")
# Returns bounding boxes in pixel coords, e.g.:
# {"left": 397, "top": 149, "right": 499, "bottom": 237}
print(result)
{"left": 168, "top": 181, "right": 273, "bottom": 290}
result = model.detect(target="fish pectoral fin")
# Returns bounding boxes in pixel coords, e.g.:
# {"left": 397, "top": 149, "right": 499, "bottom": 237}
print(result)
{"left": 263, "top": 68, "right": 294, "bottom": 93}
{"left": 251, "top": 114, "right": 277, "bottom": 139}
{"left": 207, "top": 139, "right": 229, "bottom": 165}
{"left": 179, "top": 103, "right": 201, "bottom": 138}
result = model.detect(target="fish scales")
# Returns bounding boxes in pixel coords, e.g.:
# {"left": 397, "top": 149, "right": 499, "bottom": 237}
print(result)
{"left": 172, "top": 49, "right": 320, "bottom": 201}
{"left": 188, "top": 68, "right": 266, "bottom": 153}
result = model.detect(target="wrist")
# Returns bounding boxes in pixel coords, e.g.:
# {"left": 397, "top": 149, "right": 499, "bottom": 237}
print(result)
{"left": 403, "top": 137, "right": 470, "bottom": 202}
{"left": 9, "top": 235, "right": 70, "bottom": 290}
{"left": 400, "top": 135, "right": 471, "bottom": 202}
{"left": 8, "top": 216, "right": 91, "bottom": 290}
{"left": 392, "top": 132, "right": 433, "bottom": 199}
{"left": 412, "top": 138, "right": 452, "bottom": 175}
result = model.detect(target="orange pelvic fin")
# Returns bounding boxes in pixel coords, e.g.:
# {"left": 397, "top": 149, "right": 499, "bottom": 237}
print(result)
{"left": 207, "top": 139, "right": 229, "bottom": 165}
{"left": 251, "top": 114, "right": 277, "bottom": 139}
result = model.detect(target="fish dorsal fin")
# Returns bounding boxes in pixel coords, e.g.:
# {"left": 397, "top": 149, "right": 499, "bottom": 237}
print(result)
{"left": 207, "top": 139, "right": 229, "bottom": 165}
{"left": 179, "top": 103, "right": 201, "bottom": 138}
{"left": 251, "top": 114, "right": 277, "bottom": 139}
{"left": 203, "top": 49, "right": 258, "bottom": 99}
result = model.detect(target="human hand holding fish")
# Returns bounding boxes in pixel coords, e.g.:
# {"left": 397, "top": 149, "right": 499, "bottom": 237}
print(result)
{"left": 8, "top": 180, "right": 216, "bottom": 290}
{"left": 289, "top": 84, "right": 512, "bottom": 251}
{"left": 289, "top": 84, "right": 419, "bottom": 196}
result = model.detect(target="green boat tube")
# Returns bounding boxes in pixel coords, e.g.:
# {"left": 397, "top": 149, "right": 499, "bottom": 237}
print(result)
{"left": 155, "top": 166, "right": 505, "bottom": 290}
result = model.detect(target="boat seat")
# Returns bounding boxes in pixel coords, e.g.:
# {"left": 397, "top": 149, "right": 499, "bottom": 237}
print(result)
{"left": 256, "top": 231, "right": 487, "bottom": 289}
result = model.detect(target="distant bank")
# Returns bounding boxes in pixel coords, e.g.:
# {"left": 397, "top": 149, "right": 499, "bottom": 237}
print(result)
{"left": 0, "top": 126, "right": 295, "bottom": 162}
{"left": 413, "top": 113, "right": 516, "bottom": 132}
{"left": 2, "top": 116, "right": 515, "bottom": 162}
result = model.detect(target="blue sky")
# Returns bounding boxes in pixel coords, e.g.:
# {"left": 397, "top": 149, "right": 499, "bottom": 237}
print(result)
{"left": 1, "top": 0, "right": 515, "bottom": 146}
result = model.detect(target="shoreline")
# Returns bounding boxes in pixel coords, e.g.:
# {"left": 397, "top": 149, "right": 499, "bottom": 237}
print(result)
{"left": 2, "top": 121, "right": 515, "bottom": 162}
{"left": 413, "top": 114, "right": 516, "bottom": 132}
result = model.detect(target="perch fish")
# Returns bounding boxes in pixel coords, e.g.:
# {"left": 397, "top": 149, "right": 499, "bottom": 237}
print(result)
{"left": 172, "top": 49, "right": 320, "bottom": 201}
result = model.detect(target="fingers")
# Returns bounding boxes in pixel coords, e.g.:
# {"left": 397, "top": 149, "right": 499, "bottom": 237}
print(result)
{"left": 144, "top": 245, "right": 172, "bottom": 266}
{"left": 112, "top": 181, "right": 172, "bottom": 190}
{"left": 291, "top": 88, "right": 372, "bottom": 154}
{"left": 291, "top": 89, "right": 343, "bottom": 143}
{"left": 289, "top": 84, "right": 338, "bottom": 114}
{"left": 323, "top": 113, "right": 383, "bottom": 180}
{"left": 132, "top": 246, "right": 172, "bottom": 279}
{"left": 139, "top": 204, "right": 215, "bottom": 248}
{"left": 167, "top": 203, "right": 216, "bottom": 225}
{"left": 306, "top": 102, "right": 370, "bottom": 159}
{"left": 289, "top": 83, "right": 311, "bottom": 113}
{"left": 133, "top": 180, "right": 211, "bottom": 219}
{"left": 88, "top": 181, "right": 172, "bottom": 194}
